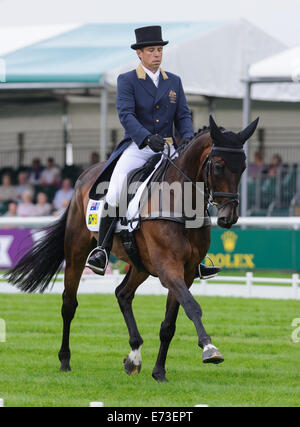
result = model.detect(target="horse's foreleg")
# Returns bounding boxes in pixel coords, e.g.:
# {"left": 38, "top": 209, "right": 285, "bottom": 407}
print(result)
{"left": 115, "top": 267, "right": 149, "bottom": 375}
{"left": 152, "top": 292, "right": 179, "bottom": 382}
{"left": 158, "top": 266, "right": 224, "bottom": 365}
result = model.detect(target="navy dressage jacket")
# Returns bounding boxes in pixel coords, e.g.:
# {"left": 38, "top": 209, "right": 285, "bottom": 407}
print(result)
{"left": 97, "top": 64, "right": 194, "bottom": 180}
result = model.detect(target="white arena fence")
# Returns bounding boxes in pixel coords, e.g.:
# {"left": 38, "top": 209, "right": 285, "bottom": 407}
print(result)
{"left": 1, "top": 216, "right": 300, "bottom": 229}
{"left": 1, "top": 216, "right": 300, "bottom": 300}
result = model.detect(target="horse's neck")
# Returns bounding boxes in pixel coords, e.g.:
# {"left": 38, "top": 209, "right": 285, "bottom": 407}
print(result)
{"left": 176, "top": 133, "right": 212, "bottom": 183}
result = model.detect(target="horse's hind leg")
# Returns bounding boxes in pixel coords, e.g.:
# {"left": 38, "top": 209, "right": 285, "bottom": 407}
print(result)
{"left": 152, "top": 291, "right": 179, "bottom": 382}
{"left": 115, "top": 267, "right": 149, "bottom": 375}
{"left": 58, "top": 227, "right": 94, "bottom": 372}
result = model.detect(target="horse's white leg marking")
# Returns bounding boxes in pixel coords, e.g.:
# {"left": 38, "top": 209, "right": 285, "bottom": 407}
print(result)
{"left": 203, "top": 344, "right": 217, "bottom": 352}
{"left": 128, "top": 345, "right": 142, "bottom": 366}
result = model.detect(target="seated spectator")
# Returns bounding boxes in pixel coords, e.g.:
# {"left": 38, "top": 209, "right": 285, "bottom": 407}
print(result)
{"left": 90, "top": 152, "right": 100, "bottom": 166}
{"left": 40, "top": 157, "right": 61, "bottom": 186}
{"left": 52, "top": 199, "right": 69, "bottom": 217}
{"left": 83, "top": 151, "right": 100, "bottom": 171}
{"left": 268, "top": 154, "right": 283, "bottom": 176}
{"left": 0, "top": 173, "right": 16, "bottom": 203}
{"left": 27, "top": 158, "right": 44, "bottom": 186}
{"left": 17, "top": 190, "right": 36, "bottom": 217}
{"left": 14, "top": 171, "right": 34, "bottom": 201}
{"left": 3, "top": 201, "right": 18, "bottom": 217}
{"left": 53, "top": 178, "right": 74, "bottom": 211}
{"left": 248, "top": 151, "right": 266, "bottom": 178}
{"left": 34, "top": 192, "right": 52, "bottom": 216}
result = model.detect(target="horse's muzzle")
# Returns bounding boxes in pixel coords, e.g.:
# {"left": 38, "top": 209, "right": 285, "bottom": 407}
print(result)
{"left": 217, "top": 217, "right": 234, "bottom": 229}
{"left": 217, "top": 207, "right": 239, "bottom": 229}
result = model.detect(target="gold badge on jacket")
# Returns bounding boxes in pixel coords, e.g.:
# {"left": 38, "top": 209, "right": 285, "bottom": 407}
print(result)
{"left": 169, "top": 90, "right": 177, "bottom": 103}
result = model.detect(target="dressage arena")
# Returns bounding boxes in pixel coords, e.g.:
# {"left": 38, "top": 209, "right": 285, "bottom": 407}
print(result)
{"left": 0, "top": 217, "right": 300, "bottom": 407}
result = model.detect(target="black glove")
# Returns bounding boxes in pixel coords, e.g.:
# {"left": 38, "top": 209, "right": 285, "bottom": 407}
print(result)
{"left": 144, "top": 134, "right": 165, "bottom": 153}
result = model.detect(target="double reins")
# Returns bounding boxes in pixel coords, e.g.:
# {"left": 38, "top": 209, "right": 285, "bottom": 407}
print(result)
{"left": 162, "top": 140, "right": 243, "bottom": 211}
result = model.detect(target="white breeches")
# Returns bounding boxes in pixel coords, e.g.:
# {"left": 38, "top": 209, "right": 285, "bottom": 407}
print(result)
{"left": 105, "top": 141, "right": 175, "bottom": 208}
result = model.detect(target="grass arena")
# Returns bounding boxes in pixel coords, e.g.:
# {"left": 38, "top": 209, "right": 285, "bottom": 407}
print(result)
{"left": 0, "top": 274, "right": 300, "bottom": 407}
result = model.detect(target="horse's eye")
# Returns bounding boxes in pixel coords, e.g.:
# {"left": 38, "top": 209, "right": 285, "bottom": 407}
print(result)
{"left": 214, "top": 163, "right": 225, "bottom": 174}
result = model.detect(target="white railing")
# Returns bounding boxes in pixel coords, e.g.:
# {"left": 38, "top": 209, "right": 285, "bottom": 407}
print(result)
{"left": 1, "top": 216, "right": 299, "bottom": 299}
{"left": 1, "top": 216, "right": 300, "bottom": 229}
{"left": 1, "top": 271, "right": 299, "bottom": 300}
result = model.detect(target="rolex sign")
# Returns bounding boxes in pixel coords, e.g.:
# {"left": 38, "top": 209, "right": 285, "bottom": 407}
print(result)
{"left": 206, "top": 228, "right": 300, "bottom": 270}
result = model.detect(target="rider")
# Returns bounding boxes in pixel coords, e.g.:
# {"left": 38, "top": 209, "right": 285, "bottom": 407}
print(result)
{"left": 86, "top": 25, "right": 220, "bottom": 279}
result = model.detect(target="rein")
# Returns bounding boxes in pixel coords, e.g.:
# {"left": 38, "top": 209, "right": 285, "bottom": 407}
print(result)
{"left": 162, "top": 139, "right": 242, "bottom": 211}
{"left": 161, "top": 144, "right": 205, "bottom": 198}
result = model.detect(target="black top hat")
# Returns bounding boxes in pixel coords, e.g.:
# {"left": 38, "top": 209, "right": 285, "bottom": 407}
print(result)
{"left": 131, "top": 26, "right": 169, "bottom": 50}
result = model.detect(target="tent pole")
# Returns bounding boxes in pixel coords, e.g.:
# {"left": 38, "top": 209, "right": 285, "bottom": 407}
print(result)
{"left": 62, "top": 98, "right": 73, "bottom": 166}
{"left": 100, "top": 84, "right": 108, "bottom": 163}
{"left": 241, "top": 80, "right": 251, "bottom": 217}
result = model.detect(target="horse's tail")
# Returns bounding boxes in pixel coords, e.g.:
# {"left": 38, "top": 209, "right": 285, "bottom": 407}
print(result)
{"left": 4, "top": 205, "right": 70, "bottom": 293}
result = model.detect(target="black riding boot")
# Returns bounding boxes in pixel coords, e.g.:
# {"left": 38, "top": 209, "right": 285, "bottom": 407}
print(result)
{"left": 86, "top": 206, "right": 118, "bottom": 275}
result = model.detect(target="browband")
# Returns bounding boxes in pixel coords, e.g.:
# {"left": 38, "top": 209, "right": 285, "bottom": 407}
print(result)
{"left": 211, "top": 145, "right": 245, "bottom": 154}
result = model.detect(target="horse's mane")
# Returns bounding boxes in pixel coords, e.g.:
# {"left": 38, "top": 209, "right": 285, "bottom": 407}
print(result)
{"left": 176, "top": 125, "right": 225, "bottom": 157}
{"left": 194, "top": 125, "right": 225, "bottom": 138}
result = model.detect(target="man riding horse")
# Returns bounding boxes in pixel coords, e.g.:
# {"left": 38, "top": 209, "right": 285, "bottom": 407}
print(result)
{"left": 86, "top": 25, "right": 220, "bottom": 279}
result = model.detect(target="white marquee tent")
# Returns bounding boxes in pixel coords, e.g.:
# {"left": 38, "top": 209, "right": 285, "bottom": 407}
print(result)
{"left": 249, "top": 44, "right": 300, "bottom": 83}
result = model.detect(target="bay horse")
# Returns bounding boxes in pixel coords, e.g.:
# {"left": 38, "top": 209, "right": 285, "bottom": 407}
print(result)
{"left": 5, "top": 115, "right": 259, "bottom": 382}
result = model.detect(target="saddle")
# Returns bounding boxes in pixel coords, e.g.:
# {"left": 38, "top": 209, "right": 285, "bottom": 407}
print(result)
{"left": 86, "top": 153, "right": 166, "bottom": 272}
{"left": 86, "top": 152, "right": 211, "bottom": 273}
{"left": 89, "top": 153, "right": 163, "bottom": 201}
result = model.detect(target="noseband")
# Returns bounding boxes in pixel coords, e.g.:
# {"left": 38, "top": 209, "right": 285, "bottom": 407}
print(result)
{"left": 204, "top": 145, "right": 243, "bottom": 210}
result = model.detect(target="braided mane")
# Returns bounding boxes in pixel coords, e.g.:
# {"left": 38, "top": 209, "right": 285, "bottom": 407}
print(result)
{"left": 176, "top": 125, "right": 227, "bottom": 156}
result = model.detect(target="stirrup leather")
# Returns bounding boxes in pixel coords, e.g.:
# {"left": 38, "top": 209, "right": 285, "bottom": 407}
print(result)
{"left": 85, "top": 246, "right": 109, "bottom": 275}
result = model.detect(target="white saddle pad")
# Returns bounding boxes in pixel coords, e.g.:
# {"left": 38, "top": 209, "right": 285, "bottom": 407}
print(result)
{"left": 86, "top": 156, "right": 164, "bottom": 233}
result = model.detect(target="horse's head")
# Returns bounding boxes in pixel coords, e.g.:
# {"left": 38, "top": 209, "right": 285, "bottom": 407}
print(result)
{"left": 206, "top": 115, "right": 259, "bottom": 229}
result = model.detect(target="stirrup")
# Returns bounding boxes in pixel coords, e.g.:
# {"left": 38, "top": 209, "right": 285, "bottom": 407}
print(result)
{"left": 198, "top": 256, "right": 219, "bottom": 280}
{"left": 85, "top": 246, "right": 109, "bottom": 276}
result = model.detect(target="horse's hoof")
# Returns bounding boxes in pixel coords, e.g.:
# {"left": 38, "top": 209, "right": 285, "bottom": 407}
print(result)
{"left": 123, "top": 356, "right": 142, "bottom": 376}
{"left": 203, "top": 347, "right": 224, "bottom": 365}
{"left": 60, "top": 361, "right": 71, "bottom": 372}
{"left": 152, "top": 371, "right": 169, "bottom": 383}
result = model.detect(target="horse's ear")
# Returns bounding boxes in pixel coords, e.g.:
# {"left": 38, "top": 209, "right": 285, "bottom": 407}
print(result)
{"left": 238, "top": 117, "right": 259, "bottom": 144}
{"left": 209, "top": 115, "right": 223, "bottom": 142}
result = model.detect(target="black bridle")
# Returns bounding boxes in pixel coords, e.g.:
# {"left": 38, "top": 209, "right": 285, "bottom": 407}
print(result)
{"left": 162, "top": 140, "right": 244, "bottom": 211}
{"left": 203, "top": 145, "right": 243, "bottom": 210}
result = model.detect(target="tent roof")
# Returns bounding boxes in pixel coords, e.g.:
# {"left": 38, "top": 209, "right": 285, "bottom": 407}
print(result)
{"left": 3, "top": 22, "right": 222, "bottom": 85}
{"left": 0, "top": 24, "right": 80, "bottom": 56}
{"left": 3, "top": 20, "right": 300, "bottom": 102}
{"left": 106, "top": 19, "right": 293, "bottom": 101}
{"left": 249, "top": 45, "right": 300, "bottom": 82}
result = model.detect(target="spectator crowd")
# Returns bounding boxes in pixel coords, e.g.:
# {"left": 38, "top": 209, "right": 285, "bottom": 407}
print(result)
{"left": 248, "top": 151, "right": 283, "bottom": 179}
{"left": 0, "top": 150, "right": 297, "bottom": 218}
{"left": 0, "top": 157, "right": 78, "bottom": 218}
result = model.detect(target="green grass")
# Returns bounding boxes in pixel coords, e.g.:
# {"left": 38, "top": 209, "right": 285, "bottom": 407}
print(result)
{"left": 0, "top": 293, "right": 300, "bottom": 407}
